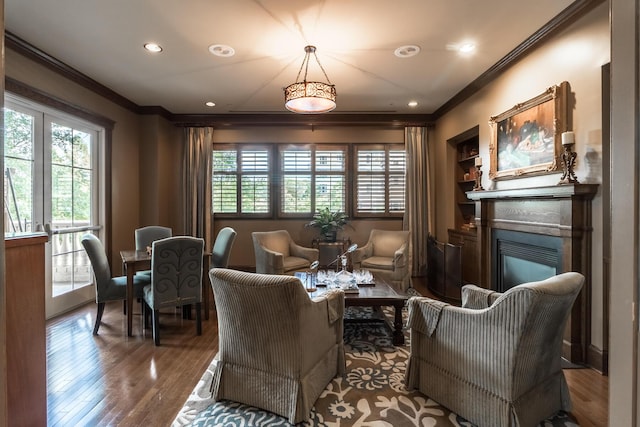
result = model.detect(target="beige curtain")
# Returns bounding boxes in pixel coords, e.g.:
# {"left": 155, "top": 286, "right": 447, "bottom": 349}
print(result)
{"left": 183, "top": 127, "right": 214, "bottom": 252}
{"left": 404, "top": 126, "right": 432, "bottom": 277}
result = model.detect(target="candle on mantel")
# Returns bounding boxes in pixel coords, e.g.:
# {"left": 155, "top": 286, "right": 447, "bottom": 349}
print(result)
{"left": 561, "top": 131, "right": 575, "bottom": 145}
{"left": 475, "top": 156, "right": 483, "bottom": 167}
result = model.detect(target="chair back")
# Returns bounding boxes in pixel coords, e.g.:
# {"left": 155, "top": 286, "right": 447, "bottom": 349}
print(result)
{"left": 211, "top": 227, "right": 237, "bottom": 268}
{"left": 209, "top": 268, "right": 308, "bottom": 369}
{"left": 135, "top": 226, "right": 172, "bottom": 251}
{"left": 81, "top": 233, "right": 112, "bottom": 301}
{"left": 150, "top": 236, "right": 204, "bottom": 309}
{"left": 252, "top": 230, "right": 292, "bottom": 257}
{"left": 368, "top": 229, "right": 410, "bottom": 257}
{"left": 494, "top": 272, "right": 584, "bottom": 381}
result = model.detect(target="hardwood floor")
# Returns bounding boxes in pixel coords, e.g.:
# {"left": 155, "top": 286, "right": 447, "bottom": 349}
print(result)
{"left": 46, "top": 302, "right": 219, "bottom": 426}
{"left": 46, "top": 278, "right": 608, "bottom": 426}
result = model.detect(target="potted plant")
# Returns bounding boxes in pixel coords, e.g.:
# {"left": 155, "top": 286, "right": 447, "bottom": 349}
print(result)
{"left": 305, "top": 207, "right": 350, "bottom": 242}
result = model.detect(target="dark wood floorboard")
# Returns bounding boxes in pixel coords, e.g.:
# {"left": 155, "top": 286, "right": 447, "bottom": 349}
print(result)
{"left": 46, "top": 277, "right": 608, "bottom": 426}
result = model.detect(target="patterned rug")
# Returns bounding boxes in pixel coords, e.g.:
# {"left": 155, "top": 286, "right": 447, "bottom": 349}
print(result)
{"left": 172, "top": 307, "right": 579, "bottom": 426}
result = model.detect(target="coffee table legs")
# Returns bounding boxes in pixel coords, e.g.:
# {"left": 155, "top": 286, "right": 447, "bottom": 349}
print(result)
{"left": 392, "top": 302, "right": 405, "bottom": 346}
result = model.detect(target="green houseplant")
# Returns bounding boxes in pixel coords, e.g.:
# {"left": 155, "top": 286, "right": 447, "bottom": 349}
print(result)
{"left": 305, "top": 207, "right": 350, "bottom": 242}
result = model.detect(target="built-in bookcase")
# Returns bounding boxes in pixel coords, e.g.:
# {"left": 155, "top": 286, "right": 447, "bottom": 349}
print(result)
{"left": 448, "top": 125, "right": 480, "bottom": 231}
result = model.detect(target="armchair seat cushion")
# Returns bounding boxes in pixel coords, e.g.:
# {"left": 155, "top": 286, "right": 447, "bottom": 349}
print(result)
{"left": 284, "top": 256, "right": 312, "bottom": 272}
{"left": 361, "top": 256, "right": 395, "bottom": 270}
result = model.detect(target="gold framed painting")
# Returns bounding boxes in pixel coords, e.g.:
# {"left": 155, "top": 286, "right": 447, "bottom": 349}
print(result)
{"left": 489, "top": 81, "right": 569, "bottom": 180}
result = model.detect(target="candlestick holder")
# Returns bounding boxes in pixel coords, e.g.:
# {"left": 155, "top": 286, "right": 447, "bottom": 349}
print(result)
{"left": 558, "top": 142, "right": 579, "bottom": 184}
{"left": 473, "top": 166, "right": 484, "bottom": 191}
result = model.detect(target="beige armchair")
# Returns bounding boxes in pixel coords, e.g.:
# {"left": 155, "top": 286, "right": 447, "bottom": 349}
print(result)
{"left": 252, "top": 230, "right": 319, "bottom": 274}
{"left": 351, "top": 229, "right": 411, "bottom": 290}
{"left": 208, "top": 268, "right": 346, "bottom": 424}
{"left": 404, "top": 272, "right": 585, "bottom": 427}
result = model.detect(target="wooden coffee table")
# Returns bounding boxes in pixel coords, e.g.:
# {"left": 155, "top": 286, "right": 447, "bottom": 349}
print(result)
{"left": 300, "top": 273, "right": 408, "bottom": 345}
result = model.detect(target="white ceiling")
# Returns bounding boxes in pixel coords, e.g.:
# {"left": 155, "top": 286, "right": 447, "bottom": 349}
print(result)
{"left": 5, "top": 0, "right": 575, "bottom": 116}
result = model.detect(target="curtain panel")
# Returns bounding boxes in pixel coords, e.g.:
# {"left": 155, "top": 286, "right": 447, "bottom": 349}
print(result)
{"left": 183, "top": 127, "right": 214, "bottom": 252}
{"left": 404, "top": 126, "right": 432, "bottom": 277}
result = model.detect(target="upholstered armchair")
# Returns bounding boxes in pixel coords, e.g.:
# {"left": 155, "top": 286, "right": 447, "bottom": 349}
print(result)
{"left": 252, "top": 230, "right": 319, "bottom": 274}
{"left": 142, "top": 236, "right": 204, "bottom": 346}
{"left": 351, "top": 229, "right": 411, "bottom": 290}
{"left": 81, "top": 233, "right": 150, "bottom": 335}
{"left": 208, "top": 268, "right": 346, "bottom": 424}
{"left": 404, "top": 272, "right": 585, "bottom": 427}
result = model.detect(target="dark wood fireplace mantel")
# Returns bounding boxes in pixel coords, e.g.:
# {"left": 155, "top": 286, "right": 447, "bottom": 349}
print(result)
{"left": 467, "top": 183, "right": 598, "bottom": 364}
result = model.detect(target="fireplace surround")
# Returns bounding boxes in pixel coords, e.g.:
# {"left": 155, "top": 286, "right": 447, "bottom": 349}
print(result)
{"left": 467, "top": 183, "right": 598, "bottom": 364}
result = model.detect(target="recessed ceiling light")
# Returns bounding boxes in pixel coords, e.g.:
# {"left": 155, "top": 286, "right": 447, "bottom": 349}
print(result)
{"left": 458, "top": 42, "right": 476, "bottom": 53}
{"left": 143, "top": 42, "right": 163, "bottom": 53}
{"left": 446, "top": 41, "right": 477, "bottom": 55}
{"left": 208, "top": 44, "right": 235, "bottom": 57}
{"left": 205, "top": 101, "right": 216, "bottom": 107}
{"left": 394, "top": 45, "right": 421, "bottom": 58}
{"left": 408, "top": 101, "right": 418, "bottom": 108}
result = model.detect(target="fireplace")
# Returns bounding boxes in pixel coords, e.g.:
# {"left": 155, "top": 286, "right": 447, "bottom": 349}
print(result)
{"left": 467, "top": 184, "right": 598, "bottom": 365}
{"left": 492, "top": 229, "right": 563, "bottom": 292}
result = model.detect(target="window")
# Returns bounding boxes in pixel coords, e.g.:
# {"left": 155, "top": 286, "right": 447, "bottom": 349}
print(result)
{"left": 212, "top": 145, "right": 271, "bottom": 216}
{"left": 280, "top": 145, "right": 346, "bottom": 215}
{"left": 355, "top": 145, "right": 406, "bottom": 216}
{"left": 212, "top": 143, "right": 404, "bottom": 219}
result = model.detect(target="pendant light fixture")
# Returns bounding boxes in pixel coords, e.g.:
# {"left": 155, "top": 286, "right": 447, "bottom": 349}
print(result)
{"left": 284, "top": 45, "right": 336, "bottom": 114}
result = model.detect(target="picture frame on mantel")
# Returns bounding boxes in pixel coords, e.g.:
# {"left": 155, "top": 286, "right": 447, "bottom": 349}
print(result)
{"left": 489, "top": 81, "right": 569, "bottom": 180}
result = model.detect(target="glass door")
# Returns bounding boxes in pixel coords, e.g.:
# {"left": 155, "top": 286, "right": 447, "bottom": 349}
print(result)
{"left": 4, "top": 96, "right": 103, "bottom": 318}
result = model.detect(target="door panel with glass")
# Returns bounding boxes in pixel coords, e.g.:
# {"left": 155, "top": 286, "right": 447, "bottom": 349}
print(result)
{"left": 4, "top": 96, "right": 102, "bottom": 318}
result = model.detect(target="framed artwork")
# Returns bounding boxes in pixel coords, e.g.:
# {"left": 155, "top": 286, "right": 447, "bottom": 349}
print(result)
{"left": 489, "top": 81, "right": 569, "bottom": 180}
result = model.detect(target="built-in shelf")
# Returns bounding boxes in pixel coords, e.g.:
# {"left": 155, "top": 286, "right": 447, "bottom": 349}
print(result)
{"left": 448, "top": 125, "right": 480, "bottom": 232}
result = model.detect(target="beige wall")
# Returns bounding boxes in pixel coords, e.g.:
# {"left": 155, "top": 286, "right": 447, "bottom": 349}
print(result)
{"left": 139, "top": 115, "right": 182, "bottom": 232}
{"left": 212, "top": 125, "right": 405, "bottom": 268}
{"left": 432, "top": 3, "right": 609, "bottom": 352}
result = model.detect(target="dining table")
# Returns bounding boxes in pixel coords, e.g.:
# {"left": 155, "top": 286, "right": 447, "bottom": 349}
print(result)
{"left": 120, "top": 249, "right": 212, "bottom": 336}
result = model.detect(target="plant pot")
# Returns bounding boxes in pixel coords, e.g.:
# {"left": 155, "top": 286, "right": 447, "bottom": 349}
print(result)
{"left": 323, "top": 231, "right": 337, "bottom": 242}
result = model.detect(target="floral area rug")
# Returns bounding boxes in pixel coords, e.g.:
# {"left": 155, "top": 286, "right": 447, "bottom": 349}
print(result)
{"left": 172, "top": 306, "right": 579, "bottom": 426}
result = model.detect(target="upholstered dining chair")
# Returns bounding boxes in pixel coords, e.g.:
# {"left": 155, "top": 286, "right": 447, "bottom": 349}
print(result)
{"left": 134, "top": 225, "right": 172, "bottom": 278}
{"left": 142, "top": 236, "right": 204, "bottom": 346}
{"left": 81, "top": 233, "right": 150, "bottom": 335}
{"left": 351, "top": 229, "right": 411, "bottom": 290}
{"left": 404, "top": 272, "right": 585, "bottom": 427}
{"left": 251, "top": 230, "right": 319, "bottom": 274}
{"left": 135, "top": 225, "right": 173, "bottom": 250}
{"left": 208, "top": 268, "right": 346, "bottom": 424}
{"left": 211, "top": 227, "right": 237, "bottom": 268}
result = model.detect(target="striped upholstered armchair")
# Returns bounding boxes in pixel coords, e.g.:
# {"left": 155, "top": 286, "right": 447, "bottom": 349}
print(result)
{"left": 404, "top": 272, "right": 584, "bottom": 427}
{"left": 208, "top": 268, "right": 345, "bottom": 424}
